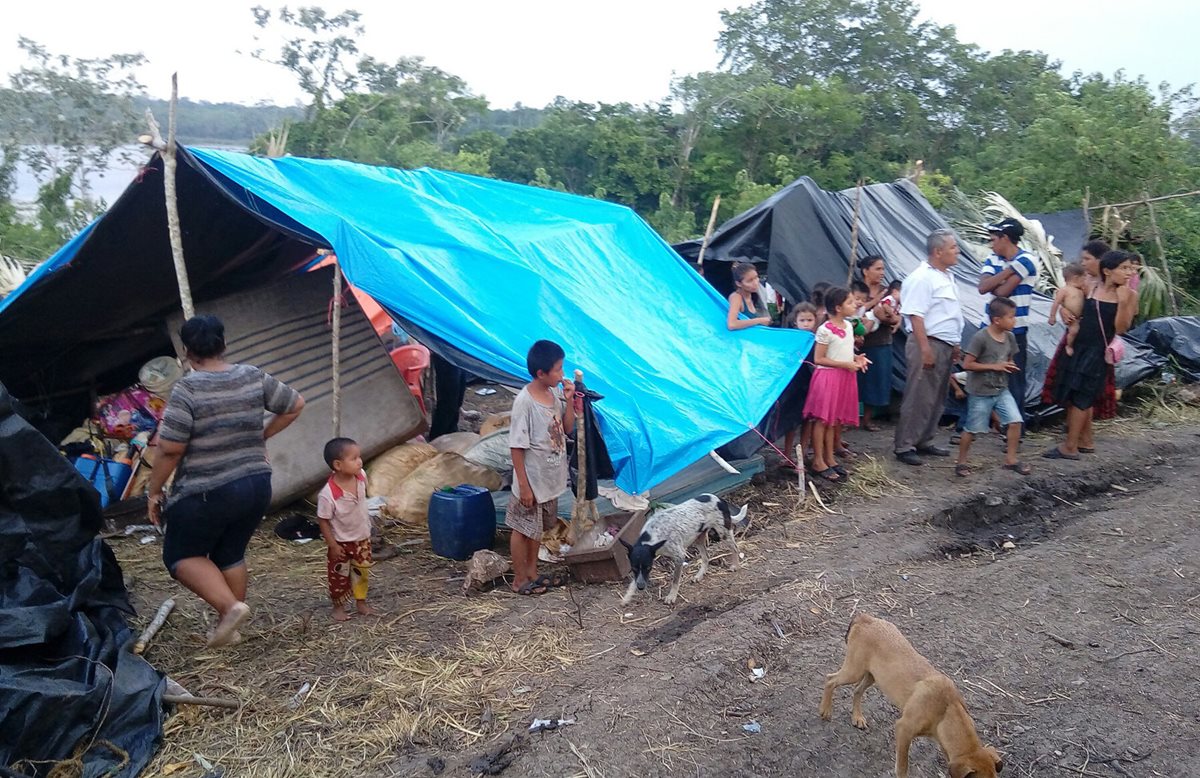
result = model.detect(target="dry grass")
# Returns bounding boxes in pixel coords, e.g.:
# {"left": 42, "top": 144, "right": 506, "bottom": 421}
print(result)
{"left": 111, "top": 522, "right": 587, "bottom": 778}
{"left": 1129, "top": 384, "right": 1200, "bottom": 426}
{"left": 846, "top": 453, "right": 913, "bottom": 499}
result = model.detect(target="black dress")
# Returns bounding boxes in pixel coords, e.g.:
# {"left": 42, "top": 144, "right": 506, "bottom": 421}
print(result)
{"left": 1054, "top": 299, "right": 1118, "bottom": 411}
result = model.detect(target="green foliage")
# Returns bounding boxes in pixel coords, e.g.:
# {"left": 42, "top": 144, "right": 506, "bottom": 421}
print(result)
{"left": 251, "top": 5, "right": 364, "bottom": 118}
{"left": 951, "top": 75, "right": 1196, "bottom": 210}
{"left": 915, "top": 171, "right": 955, "bottom": 210}
{"left": 4, "top": 1, "right": 1199, "bottom": 303}
{"left": 0, "top": 38, "right": 146, "bottom": 260}
{"left": 644, "top": 192, "right": 698, "bottom": 244}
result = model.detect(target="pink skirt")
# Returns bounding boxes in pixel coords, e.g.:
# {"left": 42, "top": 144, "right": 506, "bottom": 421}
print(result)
{"left": 803, "top": 367, "right": 860, "bottom": 426}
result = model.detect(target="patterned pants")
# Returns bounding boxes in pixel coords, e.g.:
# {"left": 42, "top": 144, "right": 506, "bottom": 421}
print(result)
{"left": 328, "top": 539, "right": 373, "bottom": 605}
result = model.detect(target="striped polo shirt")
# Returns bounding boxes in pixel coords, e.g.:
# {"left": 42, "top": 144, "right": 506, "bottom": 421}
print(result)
{"left": 980, "top": 249, "right": 1036, "bottom": 332}
{"left": 158, "top": 364, "right": 300, "bottom": 503}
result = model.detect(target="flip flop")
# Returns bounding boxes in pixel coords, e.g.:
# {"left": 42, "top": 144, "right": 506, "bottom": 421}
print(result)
{"left": 514, "top": 581, "right": 548, "bottom": 596}
{"left": 1079, "top": 447, "right": 1096, "bottom": 454}
{"left": 1041, "top": 447, "right": 1080, "bottom": 461}
{"left": 832, "top": 464, "right": 849, "bottom": 478}
{"left": 814, "top": 467, "right": 843, "bottom": 483}
{"left": 1003, "top": 462, "right": 1032, "bottom": 475}
{"left": 954, "top": 463, "right": 972, "bottom": 477}
{"left": 862, "top": 423, "right": 881, "bottom": 432}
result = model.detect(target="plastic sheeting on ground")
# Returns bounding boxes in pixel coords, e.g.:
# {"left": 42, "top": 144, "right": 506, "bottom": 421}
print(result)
{"left": 1118, "top": 316, "right": 1200, "bottom": 386}
{"left": 675, "top": 177, "right": 1063, "bottom": 408}
{"left": 0, "top": 148, "right": 812, "bottom": 494}
{"left": 0, "top": 382, "right": 164, "bottom": 776}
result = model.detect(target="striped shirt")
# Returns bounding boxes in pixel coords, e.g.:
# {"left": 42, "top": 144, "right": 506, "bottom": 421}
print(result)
{"left": 158, "top": 364, "right": 300, "bottom": 502}
{"left": 980, "top": 249, "right": 1037, "bottom": 332}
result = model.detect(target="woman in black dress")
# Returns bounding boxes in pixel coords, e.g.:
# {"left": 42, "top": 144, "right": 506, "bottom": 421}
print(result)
{"left": 1044, "top": 251, "right": 1137, "bottom": 459}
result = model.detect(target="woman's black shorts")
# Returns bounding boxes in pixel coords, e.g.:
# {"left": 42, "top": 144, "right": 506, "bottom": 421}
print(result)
{"left": 162, "top": 472, "right": 272, "bottom": 575}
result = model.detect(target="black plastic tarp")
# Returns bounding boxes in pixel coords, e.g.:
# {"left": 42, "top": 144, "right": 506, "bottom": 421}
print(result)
{"left": 1026, "top": 210, "right": 1089, "bottom": 267}
{"left": 1119, "top": 316, "right": 1200, "bottom": 385}
{"left": 674, "top": 177, "right": 1063, "bottom": 408}
{"left": 0, "top": 382, "right": 163, "bottom": 776}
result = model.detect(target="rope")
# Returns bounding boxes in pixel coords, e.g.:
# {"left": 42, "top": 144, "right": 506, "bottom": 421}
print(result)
{"left": 746, "top": 359, "right": 823, "bottom": 470}
{"left": 748, "top": 424, "right": 799, "bottom": 469}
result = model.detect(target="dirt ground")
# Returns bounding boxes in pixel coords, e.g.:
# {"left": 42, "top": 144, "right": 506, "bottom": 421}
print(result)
{"left": 117, "top": 397, "right": 1199, "bottom": 778}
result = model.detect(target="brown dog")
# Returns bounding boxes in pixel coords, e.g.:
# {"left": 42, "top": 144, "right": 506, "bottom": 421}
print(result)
{"left": 819, "top": 613, "right": 1004, "bottom": 778}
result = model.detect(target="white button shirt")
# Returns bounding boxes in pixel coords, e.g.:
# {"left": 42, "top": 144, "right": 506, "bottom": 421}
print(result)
{"left": 901, "top": 260, "right": 965, "bottom": 343}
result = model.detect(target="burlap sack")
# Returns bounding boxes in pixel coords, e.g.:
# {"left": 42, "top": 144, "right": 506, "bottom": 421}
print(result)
{"left": 365, "top": 441, "right": 438, "bottom": 498}
{"left": 428, "top": 432, "right": 480, "bottom": 455}
{"left": 383, "top": 452, "right": 502, "bottom": 525}
{"left": 479, "top": 412, "right": 512, "bottom": 437}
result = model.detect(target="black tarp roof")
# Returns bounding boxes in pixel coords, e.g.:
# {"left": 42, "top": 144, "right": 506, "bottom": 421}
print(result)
{"left": 673, "top": 177, "right": 1062, "bottom": 407}
{"left": 1026, "top": 209, "right": 1090, "bottom": 266}
{"left": 0, "top": 151, "right": 314, "bottom": 406}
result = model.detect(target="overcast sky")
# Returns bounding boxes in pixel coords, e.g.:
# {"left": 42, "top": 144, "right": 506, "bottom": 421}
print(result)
{"left": 2, "top": 0, "right": 1196, "bottom": 108}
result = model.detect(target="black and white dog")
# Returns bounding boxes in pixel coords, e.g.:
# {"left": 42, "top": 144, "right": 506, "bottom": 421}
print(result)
{"left": 620, "top": 494, "right": 748, "bottom": 605}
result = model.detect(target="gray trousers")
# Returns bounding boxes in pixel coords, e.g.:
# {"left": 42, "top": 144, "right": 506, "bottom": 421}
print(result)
{"left": 894, "top": 337, "right": 955, "bottom": 454}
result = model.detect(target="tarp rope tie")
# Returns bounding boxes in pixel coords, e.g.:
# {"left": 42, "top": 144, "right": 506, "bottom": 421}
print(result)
{"left": 749, "top": 424, "right": 799, "bottom": 470}
{"left": 745, "top": 358, "right": 821, "bottom": 470}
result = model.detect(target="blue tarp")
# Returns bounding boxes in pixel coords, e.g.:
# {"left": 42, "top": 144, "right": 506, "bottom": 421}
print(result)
{"left": 2, "top": 148, "right": 812, "bottom": 494}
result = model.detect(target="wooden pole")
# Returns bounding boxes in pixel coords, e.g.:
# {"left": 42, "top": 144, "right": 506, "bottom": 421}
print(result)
{"left": 846, "top": 178, "right": 864, "bottom": 284}
{"left": 695, "top": 195, "right": 722, "bottom": 268}
{"left": 331, "top": 262, "right": 343, "bottom": 437}
{"left": 162, "top": 74, "right": 193, "bottom": 320}
{"left": 1087, "top": 188, "right": 1200, "bottom": 210}
{"left": 1144, "top": 192, "right": 1180, "bottom": 316}
{"left": 163, "top": 694, "right": 240, "bottom": 710}
{"left": 1102, "top": 205, "right": 1117, "bottom": 246}
{"left": 133, "top": 597, "right": 175, "bottom": 655}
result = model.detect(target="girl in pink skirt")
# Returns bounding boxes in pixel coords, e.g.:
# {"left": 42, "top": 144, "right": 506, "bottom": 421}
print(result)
{"left": 803, "top": 287, "right": 871, "bottom": 483}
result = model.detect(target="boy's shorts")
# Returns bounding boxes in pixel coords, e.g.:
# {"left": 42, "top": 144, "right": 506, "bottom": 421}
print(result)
{"left": 964, "top": 389, "right": 1021, "bottom": 434}
{"left": 505, "top": 496, "right": 559, "bottom": 541}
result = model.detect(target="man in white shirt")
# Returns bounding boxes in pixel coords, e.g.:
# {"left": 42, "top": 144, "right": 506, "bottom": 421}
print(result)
{"left": 894, "top": 229, "right": 966, "bottom": 466}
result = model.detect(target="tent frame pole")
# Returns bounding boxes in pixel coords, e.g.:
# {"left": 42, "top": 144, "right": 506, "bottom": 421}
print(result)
{"left": 846, "top": 179, "right": 864, "bottom": 284}
{"left": 696, "top": 196, "right": 721, "bottom": 270}
{"left": 140, "top": 74, "right": 194, "bottom": 348}
{"left": 1143, "top": 192, "right": 1179, "bottom": 317}
{"left": 331, "top": 261, "right": 343, "bottom": 437}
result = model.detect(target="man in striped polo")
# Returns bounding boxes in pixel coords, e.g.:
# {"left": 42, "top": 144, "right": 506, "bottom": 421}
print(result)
{"left": 977, "top": 218, "right": 1036, "bottom": 430}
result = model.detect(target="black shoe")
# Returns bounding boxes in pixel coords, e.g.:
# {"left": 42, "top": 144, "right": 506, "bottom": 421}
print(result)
{"left": 895, "top": 451, "right": 925, "bottom": 466}
{"left": 916, "top": 445, "right": 951, "bottom": 457}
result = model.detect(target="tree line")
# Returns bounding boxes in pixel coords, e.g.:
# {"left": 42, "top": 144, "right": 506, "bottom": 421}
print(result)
{"left": 3, "top": 1, "right": 1199, "bottom": 298}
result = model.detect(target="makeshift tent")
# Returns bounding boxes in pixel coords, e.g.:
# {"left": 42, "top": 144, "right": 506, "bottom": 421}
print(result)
{"left": 0, "top": 147, "right": 812, "bottom": 494}
{"left": 675, "top": 177, "right": 1062, "bottom": 408}
{"left": 0, "top": 381, "right": 164, "bottom": 777}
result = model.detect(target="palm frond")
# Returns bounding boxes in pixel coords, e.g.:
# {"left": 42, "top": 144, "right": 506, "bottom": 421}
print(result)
{"left": 946, "top": 189, "right": 1068, "bottom": 293}
{"left": 978, "top": 191, "right": 1065, "bottom": 292}
{"left": 1136, "top": 266, "right": 1171, "bottom": 320}
{"left": 0, "top": 254, "right": 27, "bottom": 297}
